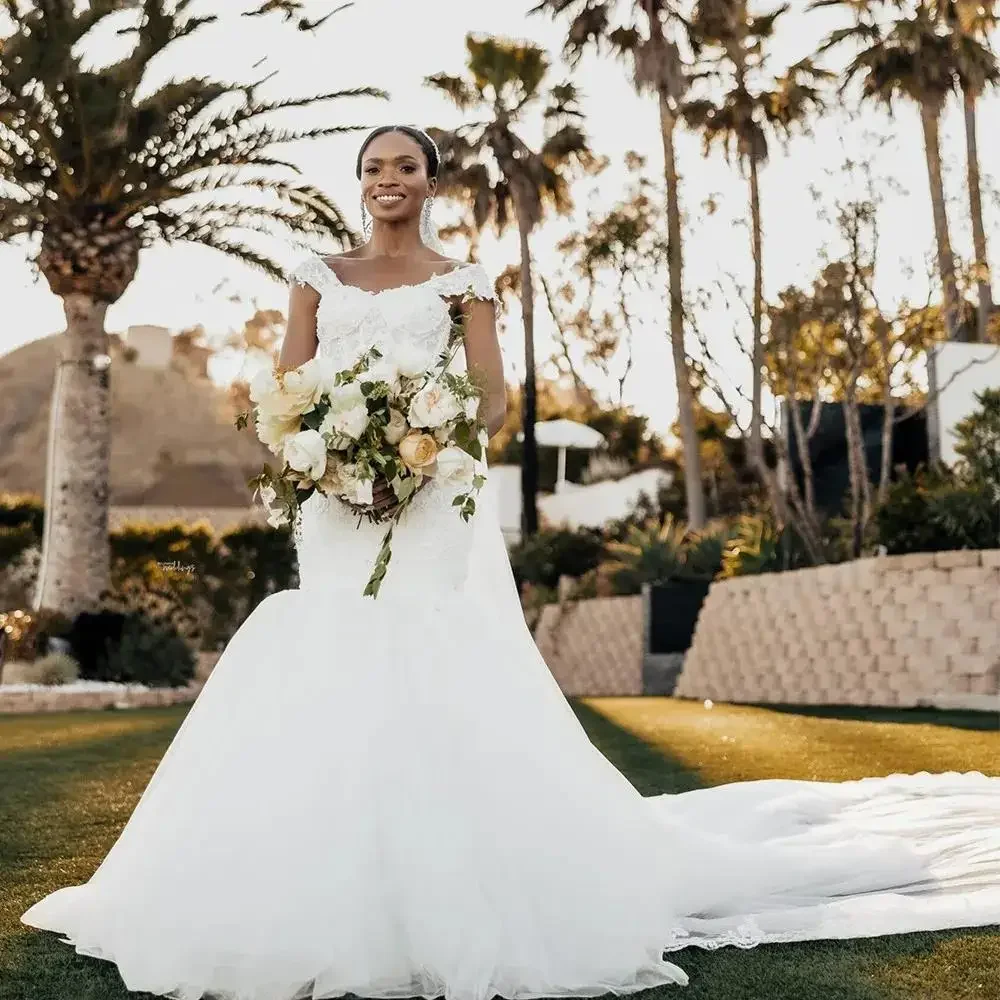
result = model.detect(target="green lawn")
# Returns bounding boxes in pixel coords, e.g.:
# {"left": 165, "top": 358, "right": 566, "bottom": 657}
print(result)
{"left": 1, "top": 699, "right": 998, "bottom": 1000}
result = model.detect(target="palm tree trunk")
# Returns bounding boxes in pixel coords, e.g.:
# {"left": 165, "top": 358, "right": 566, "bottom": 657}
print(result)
{"left": 748, "top": 153, "right": 764, "bottom": 465}
{"left": 517, "top": 215, "right": 540, "bottom": 538}
{"left": 35, "top": 294, "right": 112, "bottom": 616}
{"left": 964, "top": 88, "right": 993, "bottom": 342}
{"left": 659, "top": 91, "right": 706, "bottom": 530}
{"left": 920, "top": 102, "right": 963, "bottom": 341}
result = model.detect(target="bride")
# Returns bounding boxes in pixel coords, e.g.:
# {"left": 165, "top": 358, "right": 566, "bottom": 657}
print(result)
{"left": 22, "top": 125, "right": 1000, "bottom": 1000}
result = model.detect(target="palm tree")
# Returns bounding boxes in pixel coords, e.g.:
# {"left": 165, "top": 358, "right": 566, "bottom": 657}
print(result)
{"left": 813, "top": 0, "right": 987, "bottom": 341}
{"left": 426, "top": 35, "right": 598, "bottom": 538}
{"left": 683, "top": 2, "right": 829, "bottom": 466}
{"left": 937, "top": 0, "right": 999, "bottom": 341}
{"left": 0, "top": 0, "right": 384, "bottom": 617}
{"left": 530, "top": 0, "right": 708, "bottom": 530}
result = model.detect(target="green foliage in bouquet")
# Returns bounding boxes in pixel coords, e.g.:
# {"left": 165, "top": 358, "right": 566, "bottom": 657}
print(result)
{"left": 239, "top": 314, "right": 490, "bottom": 597}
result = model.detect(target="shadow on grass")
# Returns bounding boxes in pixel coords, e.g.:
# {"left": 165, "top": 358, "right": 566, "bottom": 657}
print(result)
{"left": 569, "top": 698, "right": 1000, "bottom": 1000}
{"left": 1, "top": 708, "right": 185, "bottom": 1000}
{"left": 755, "top": 703, "right": 999, "bottom": 733}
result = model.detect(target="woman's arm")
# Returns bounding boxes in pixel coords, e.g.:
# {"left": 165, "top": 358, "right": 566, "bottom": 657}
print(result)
{"left": 462, "top": 296, "right": 507, "bottom": 439}
{"left": 278, "top": 282, "right": 320, "bottom": 371}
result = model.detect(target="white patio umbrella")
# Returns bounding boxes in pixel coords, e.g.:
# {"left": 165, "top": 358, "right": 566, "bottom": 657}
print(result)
{"left": 517, "top": 418, "right": 606, "bottom": 493}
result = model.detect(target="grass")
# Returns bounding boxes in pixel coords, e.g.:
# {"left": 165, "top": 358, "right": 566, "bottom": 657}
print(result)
{"left": 0, "top": 699, "right": 998, "bottom": 1000}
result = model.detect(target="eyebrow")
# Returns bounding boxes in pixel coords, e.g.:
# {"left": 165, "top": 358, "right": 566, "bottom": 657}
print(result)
{"left": 363, "top": 154, "right": 419, "bottom": 164}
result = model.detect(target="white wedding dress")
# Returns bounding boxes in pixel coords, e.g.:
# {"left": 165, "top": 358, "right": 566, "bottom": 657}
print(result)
{"left": 22, "top": 255, "right": 1000, "bottom": 1000}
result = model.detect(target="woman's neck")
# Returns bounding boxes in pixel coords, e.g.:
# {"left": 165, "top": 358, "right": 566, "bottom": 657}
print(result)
{"left": 366, "top": 221, "right": 424, "bottom": 259}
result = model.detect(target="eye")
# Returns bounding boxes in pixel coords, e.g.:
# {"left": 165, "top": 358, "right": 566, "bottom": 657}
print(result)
{"left": 400, "top": 163, "right": 416, "bottom": 173}
{"left": 364, "top": 165, "right": 379, "bottom": 175}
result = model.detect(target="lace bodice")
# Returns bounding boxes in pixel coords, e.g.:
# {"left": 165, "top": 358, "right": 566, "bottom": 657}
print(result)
{"left": 289, "top": 254, "right": 496, "bottom": 374}
{"left": 286, "top": 254, "right": 498, "bottom": 599}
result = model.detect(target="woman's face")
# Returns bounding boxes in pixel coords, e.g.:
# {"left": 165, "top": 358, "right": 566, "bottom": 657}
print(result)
{"left": 360, "top": 130, "right": 436, "bottom": 227}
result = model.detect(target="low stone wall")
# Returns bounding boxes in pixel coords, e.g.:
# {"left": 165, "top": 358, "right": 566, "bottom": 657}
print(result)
{"left": 534, "top": 595, "right": 643, "bottom": 696}
{"left": 0, "top": 682, "right": 202, "bottom": 715}
{"left": 675, "top": 550, "right": 1000, "bottom": 710}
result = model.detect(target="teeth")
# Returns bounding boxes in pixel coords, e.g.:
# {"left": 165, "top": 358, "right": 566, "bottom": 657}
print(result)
{"left": 375, "top": 195, "right": 403, "bottom": 203}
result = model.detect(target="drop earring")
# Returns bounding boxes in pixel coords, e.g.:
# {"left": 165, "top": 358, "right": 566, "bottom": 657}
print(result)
{"left": 360, "top": 198, "right": 372, "bottom": 241}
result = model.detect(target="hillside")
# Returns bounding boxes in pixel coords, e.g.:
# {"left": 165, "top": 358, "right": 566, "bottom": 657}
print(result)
{"left": 0, "top": 334, "right": 271, "bottom": 506}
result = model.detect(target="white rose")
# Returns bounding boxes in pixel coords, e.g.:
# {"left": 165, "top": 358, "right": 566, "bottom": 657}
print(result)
{"left": 367, "top": 356, "right": 403, "bottom": 395}
{"left": 464, "top": 395, "right": 480, "bottom": 421}
{"left": 283, "top": 429, "right": 327, "bottom": 480}
{"left": 408, "top": 383, "right": 462, "bottom": 429}
{"left": 394, "top": 342, "right": 429, "bottom": 379}
{"left": 434, "top": 445, "right": 477, "bottom": 487}
{"left": 318, "top": 381, "right": 369, "bottom": 442}
{"left": 384, "top": 408, "right": 409, "bottom": 445}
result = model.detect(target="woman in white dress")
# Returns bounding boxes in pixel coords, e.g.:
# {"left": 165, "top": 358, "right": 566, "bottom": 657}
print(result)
{"left": 22, "top": 125, "right": 1000, "bottom": 1000}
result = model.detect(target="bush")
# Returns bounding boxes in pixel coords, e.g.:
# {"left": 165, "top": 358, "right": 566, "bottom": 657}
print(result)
{"left": 103, "top": 612, "right": 195, "bottom": 688}
{"left": 29, "top": 651, "right": 80, "bottom": 686}
{"left": 875, "top": 466, "right": 999, "bottom": 555}
{"left": 603, "top": 517, "right": 731, "bottom": 595}
{"left": 66, "top": 610, "right": 128, "bottom": 678}
{"left": 508, "top": 527, "right": 606, "bottom": 590}
{"left": 719, "top": 516, "right": 814, "bottom": 578}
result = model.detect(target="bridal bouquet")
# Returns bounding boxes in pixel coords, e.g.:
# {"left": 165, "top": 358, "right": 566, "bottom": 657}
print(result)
{"left": 236, "top": 323, "right": 487, "bottom": 598}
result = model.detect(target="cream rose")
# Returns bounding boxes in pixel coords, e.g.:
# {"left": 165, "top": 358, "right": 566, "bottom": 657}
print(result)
{"left": 384, "top": 408, "right": 409, "bottom": 445}
{"left": 261, "top": 357, "right": 326, "bottom": 419}
{"left": 283, "top": 429, "right": 327, "bottom": 481}
{"left": 434, "top": 445, "right": 477, "bottom": 487}
{"left": 398, "top": 430, "right": 438, "bottom": 472}
{"left": 255, "top": 410, "right": 300, "bottom": 456}
{"left": 408, "top": 383, "right": 462, "bottom": 429}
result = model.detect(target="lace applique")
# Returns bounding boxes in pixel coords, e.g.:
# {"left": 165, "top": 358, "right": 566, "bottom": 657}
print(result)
{"left": 288, "top": 256, "right": 337, "bottom": 294}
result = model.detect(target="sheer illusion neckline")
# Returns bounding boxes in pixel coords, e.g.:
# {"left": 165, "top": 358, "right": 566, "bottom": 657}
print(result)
{"left": 313, "top": 254, "right": 472, "bottom": 297}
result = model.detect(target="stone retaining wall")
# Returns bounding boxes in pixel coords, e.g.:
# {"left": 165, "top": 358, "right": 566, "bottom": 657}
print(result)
{"left": 534, "top": 595, "right": 643, "bottom": 696}
{"left": 0, "top": 682, "right": 202, "bottom": 714}
{"left": 675, "top": 550, "right": 1000, "bottom": 710}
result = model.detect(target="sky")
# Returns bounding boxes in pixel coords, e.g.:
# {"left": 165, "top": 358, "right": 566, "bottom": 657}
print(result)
{"left": 1, "top": 0, "right": 997, "bottom": 434}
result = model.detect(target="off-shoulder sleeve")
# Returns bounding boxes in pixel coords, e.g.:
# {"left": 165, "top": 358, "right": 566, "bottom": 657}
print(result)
{"left": 287, "top": 256, "right": 337, "bottom": 294}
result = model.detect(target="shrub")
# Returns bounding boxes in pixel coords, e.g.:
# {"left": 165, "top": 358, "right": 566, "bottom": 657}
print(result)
{"left": 719, "top": 516, "right": 813, "bottom": 578}
{"left": 29, "top": 651, "right": 80, "bottom": 686}
{"left": 954, "top": 387, "right": 1000, "bottom": 488}
{"left": 508, "top": 527, "right": 606, "bottom": 590}
{"left": 875, "top": 467, "right": 1000, "bottom": 554}
{"left": 66, "top": 610, "right": 128, "bottom": 679}
{"left": 603, "top": 516, "right": 731, "bottom": 595}
{"left": 103, "top": 612, "right": 195, "bottom": 688}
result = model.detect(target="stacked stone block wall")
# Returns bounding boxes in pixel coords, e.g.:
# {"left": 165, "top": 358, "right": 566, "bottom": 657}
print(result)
{"left": 534, "top": 595, "right": 643, "bottom": 696}
{"left": 674, "top": 550, "right": 1000, "bottom": 709}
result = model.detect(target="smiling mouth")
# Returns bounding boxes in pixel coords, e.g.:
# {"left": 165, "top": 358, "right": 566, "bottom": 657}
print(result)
{"left": 373, "top": 194, "right": 405, "bottom": 205}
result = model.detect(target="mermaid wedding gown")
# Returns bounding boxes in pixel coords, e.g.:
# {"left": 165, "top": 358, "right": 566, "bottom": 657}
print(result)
{"left": 22, "top": 255, "right": 1000, "bottom": 1000}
